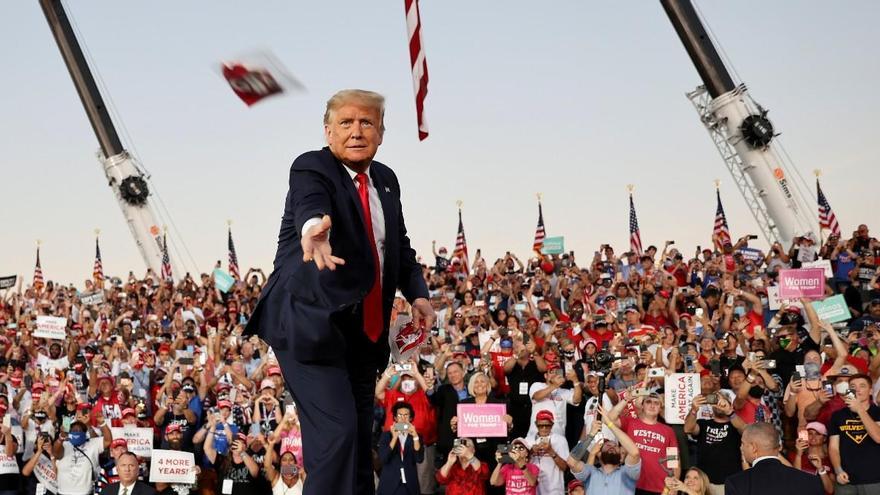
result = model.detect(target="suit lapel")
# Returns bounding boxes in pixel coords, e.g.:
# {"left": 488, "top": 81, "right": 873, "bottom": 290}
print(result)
{"left": 334, "top": 160, "right": 368, "bottom": 233}
{"left": 370, "top": 167, "right": 395, "bottom": 248}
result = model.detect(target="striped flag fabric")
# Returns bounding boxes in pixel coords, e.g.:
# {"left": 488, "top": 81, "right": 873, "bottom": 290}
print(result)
{"left": 817, "top": 179, "right": 841, "bottom": 236}
{"left": 628, "top": 193, "right": 643, "bottom": 255}
{"left": 404, "top": 0, "right": 429, "bottom": 141}
{"left": 533, "top": 201, "right": 546, "bottom": 254}
{"left": 713, "top": 188, "right": 732, "bottom": 248}
{"left": 160, "top": 234, "right": 173, "bottom": 282}
{"left": 228, "top": 227, "right": 240, "bottom": 280}
{"left": 454, "top": 209, "right": 469, "bottom": 274}
{"left": 33, "top": 247, "right": 44, "bottom": 292}
{"left": 93, "top": 236, "right": 104, "bottom": 285}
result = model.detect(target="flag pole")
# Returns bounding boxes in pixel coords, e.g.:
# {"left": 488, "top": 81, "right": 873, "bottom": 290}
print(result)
{"left": 814, "top": 169, "right": 823, "bottom": 246}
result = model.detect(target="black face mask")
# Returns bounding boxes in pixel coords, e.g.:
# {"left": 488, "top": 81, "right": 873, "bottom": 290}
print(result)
{"left": 748, "top": 386, "right": 764, "bottom": 399}
{"left": 600, "top": 451, "right": 621, "bottom": 465}
{"left": 561, "top": 350, "right": 575, "bottom": 360}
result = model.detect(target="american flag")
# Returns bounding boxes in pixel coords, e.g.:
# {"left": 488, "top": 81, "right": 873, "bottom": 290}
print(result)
{"left": 817, "top": 179, "right": 841, "bottom": 236}
{"left": 713, "top": 188, "right": 732, "bottom": 248}
{"left": 160, "top": 234, "right": 173, "bottom": 282}
{"left": 533, "top": 201, "right": 546, "bottom": 254}
{"left": 93, "top": 237, "right": 104, "bottom": 285}
{"left": 454, "top": 208, "right": 469, "bottom": 274}
{"left": 228, "top": 227, "right": 240, "bottom": 280}
{"left": 33, "top": 247, "right": 44, "bottom": 292}
{"left": 628, "top": 193, "right": 643, "bottom": 255}
{"left": 404, "top": 0, "right": 429, "bottom": 141}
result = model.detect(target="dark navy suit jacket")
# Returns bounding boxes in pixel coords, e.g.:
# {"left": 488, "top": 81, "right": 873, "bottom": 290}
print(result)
{"left": 244, "top": 147, "right": 428, "bottom": 364}
{"left": 376, "top": 430, "right": 423, "bottom": 495}
{"left": 724, "top": 458, "right": 823, "bottom": 495}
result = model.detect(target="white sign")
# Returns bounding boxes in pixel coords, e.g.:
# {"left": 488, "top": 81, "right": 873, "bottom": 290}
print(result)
{"left": 766, "top": 286, "right": 804, "bottom": 311}
{"left": 34, "top": 316, "right": 67, "bottom": 340}
{"left": 0, "top": 454, "right": 18, "bottom": 475}
{"left": 79, "top": 291, "right": 105, "bottom": 306}
{"left": 664, "top": 373, "right": 701, "bottom": 424}
{"left": 111, "top": 427, "right": 154, "bottom": 458}
{"left": 802, "top": 259, "right": 833, "bottom": 278}
{"left": 150, "top": 449, "right": 196, "bottom": 484}
{"left": 33, "top": 454, "right": 58, "bottom": 493}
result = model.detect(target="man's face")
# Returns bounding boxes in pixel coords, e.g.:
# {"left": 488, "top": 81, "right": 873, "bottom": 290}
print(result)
{"left": 117, "top": 454, "right": 139, "bottom": 484}
{"left": 446, "top": 364, "right": 464, "bottom": 385}
{"left": 641, "top": 397, "right": 661, "bottom": 420}
{"left": 324, "top": 102, "right": 383, "bottom": 169}
{"left": 850, "top": 377, "right": 872, "bottom": 401}
{"left": 166, "top": 430, "right": 183, "bottom": 449}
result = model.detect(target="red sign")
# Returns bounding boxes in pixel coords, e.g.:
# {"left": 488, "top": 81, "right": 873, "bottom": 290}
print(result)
{"left": 222, "top": 63, "right": 283, "bottom": 106}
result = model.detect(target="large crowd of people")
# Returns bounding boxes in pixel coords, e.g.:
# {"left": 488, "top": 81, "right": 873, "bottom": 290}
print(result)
{"left": 1, "top": 225, "right": 879, "bottom": 495}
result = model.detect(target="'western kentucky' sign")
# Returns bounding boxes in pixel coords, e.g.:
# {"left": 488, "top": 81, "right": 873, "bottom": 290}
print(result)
{"left": 218, "top": 50, "right": 304, "bottom": 106}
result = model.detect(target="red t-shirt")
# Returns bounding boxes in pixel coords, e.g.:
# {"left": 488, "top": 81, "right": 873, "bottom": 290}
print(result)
{"left": 490, "top": 351, "right": 513, "bottom": 396}
{"left": 92, "top": 394, "right": 123, "bottom": 427}
{"left": 382, "top": 388, "right": 438, "bottom": 445}
{"left": 586, "top": 328, "right": 615, "bottom": 349}
{"left": 737, "top": 398, "right": 771, "bottom": 425}
{"left": 435, "top": 461, "right": 489, "bottom": 495}
{"left": 620, "top": 415, "right": 678, "bottom": 493}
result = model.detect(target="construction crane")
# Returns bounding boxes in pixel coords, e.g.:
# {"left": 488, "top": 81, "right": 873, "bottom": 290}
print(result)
{"left": 661, "top": 0, "right": 818, "bottom": 248}
{"left": 39, "top": 0, "right": 178, "bottom": 277}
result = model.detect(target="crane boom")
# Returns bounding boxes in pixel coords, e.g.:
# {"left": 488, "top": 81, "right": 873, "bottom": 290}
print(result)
{"left": 661, "top": 0, "right": 817, "bottom": 248}
{"left": 39, "top": 0, "right": 173, "bottom": 277}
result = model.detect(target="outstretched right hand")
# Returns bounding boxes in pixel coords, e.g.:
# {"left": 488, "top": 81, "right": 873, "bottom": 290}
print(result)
{"left": 302, "top": 215, "right": 345, "bottom": 271}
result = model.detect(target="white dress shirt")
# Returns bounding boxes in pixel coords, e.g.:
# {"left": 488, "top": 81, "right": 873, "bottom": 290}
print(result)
{"left": 302, "top": 164, "right": 386, "bottom": 283}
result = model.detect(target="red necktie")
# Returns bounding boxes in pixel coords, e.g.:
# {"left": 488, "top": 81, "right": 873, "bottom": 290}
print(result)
{"left": 355, "top": 173, "right": 384, "bottom": 342}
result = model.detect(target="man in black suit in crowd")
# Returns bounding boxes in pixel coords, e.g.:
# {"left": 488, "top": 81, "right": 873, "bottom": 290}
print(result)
{"left": 245, "top": 89, "right": 433, "bottom": 495}
{"left": 725, "top": 423, "right": 823, "bottom": 495}
{"left": 100, "top": 451, "right": 156, "bottom": 495}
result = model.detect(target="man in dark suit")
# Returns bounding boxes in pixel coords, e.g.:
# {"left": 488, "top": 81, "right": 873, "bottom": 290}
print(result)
{"left": 725, "top": 423, "right": 823, "bottom": 495}
{"left": 100, "top": 451, "right": 156, "bottom": 495}
{"left": 244, "top": 89, "right": 433, "bottom": 495}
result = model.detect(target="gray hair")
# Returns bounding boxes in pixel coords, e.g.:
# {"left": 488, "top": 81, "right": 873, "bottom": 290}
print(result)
{"left": 742, "top": 423, "right": 779, "bottom": 452}
{"left": 323, "top": 89, "right": 385, "bottom": 132}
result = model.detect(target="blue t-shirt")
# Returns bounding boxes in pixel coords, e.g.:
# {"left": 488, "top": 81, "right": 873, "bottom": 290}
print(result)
{"left": 574, "top": 459, "right": 641, "bottom": 495}
{"left": 835, "top": 252, "right": 856, "bottom": 282}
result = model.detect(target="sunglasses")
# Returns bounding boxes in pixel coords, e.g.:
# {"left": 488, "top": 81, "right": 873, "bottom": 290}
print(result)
{"left": 536, "top": 423, "right": 553, "bottom": 428}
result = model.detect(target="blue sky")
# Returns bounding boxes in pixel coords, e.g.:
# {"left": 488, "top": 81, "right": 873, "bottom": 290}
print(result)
{"left": 1, "top": 1, "right": 878, "bottom": 285}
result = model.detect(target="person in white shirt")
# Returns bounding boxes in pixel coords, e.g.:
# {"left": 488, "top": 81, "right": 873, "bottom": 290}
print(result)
{"left": 53, "top": 420, "right": 112, "bottom": 495}
{"left": 527, "top": 410, "right": 570, "bottom": 495}
{"left": 528, "top": 366, "right": 582, "bottom": 438}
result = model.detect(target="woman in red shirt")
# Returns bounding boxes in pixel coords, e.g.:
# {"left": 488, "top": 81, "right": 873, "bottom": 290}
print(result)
{"left": 436, "top": 437, "right": 489, "bottom": 495}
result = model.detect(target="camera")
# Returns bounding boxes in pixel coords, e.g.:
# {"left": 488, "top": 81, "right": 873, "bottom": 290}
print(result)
{"left": 647, "top": 367, "right": 665, "bottom": 378}
{"left": 392, "top": 422, "right": 410, "bottom": 433}
{"left": 496, "top": 443, "right": 515, "bottom": 464}
{"left": 583, "top": 350, "right": 614, "bottom": 374}
{"left": 705, "top": 393, "right": 718, "bottom": 405}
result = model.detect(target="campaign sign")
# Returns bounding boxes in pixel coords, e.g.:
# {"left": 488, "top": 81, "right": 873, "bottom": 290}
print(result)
{"left": 111, "top": 427, "right": 154, "bottom": 457}
{"left": 0, "top": 276, "right": 16, "bottom": 290}
{"left": 801, "top": 259, "right": 833, "bottom": 278}
{"left": 34, "top": 316, "right": 67, "bottom": 340}
{"left": 766, "top": 286, "right": 804, "bottom": 311}
{"left": 79, "top": 291, "right": 105, "bottom": 306}
{"left": 541, "top": 237, "right": 565, "bottom": 255}
{"left": 737, "top": 248, "right": 763, "bottom": 262}
{"left": 810, "top": 295, "right": 852, "bottom": 324}
{"left": 0, "top": 455, "right": 17, "bottom": 475}
{"left": 457, "top": 403, "right": 508, "bottom": 437}
{"left": 33, "top": 454, "right": 57, "bottom": 493}
{"left": 213, "top": 269, "right": 235, "bottom": 293}
{"left": 664, "top": 373, "right": 701, "bottom": 424}
{"left": 150, "top": 449, "right": 196, "bottom": 484}
{"left": 778, "top": 268, "right": 825, "bottom": 299}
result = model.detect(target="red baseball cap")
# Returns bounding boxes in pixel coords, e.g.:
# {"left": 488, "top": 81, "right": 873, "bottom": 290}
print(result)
{"left": 76, "top": 403, "right": 92, "bottom": 412}
{"left": 266, "top": 366, "right": 282, "bottom": 377}
{"left": 535, "top": 410, "right": 555, "bottom": 423}
{"left": 165, "top": 424, "right": 182, "bottom": 434}
{"left": 111, "top": 438, "right": 128, "bottom": 449}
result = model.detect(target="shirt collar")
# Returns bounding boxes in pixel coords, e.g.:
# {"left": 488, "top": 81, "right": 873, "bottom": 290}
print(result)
{"left": 343, "top": 164, "right": 371, "bottom": 182}
{"left": 751, "top": 455, "right": 778, "bottom": 467}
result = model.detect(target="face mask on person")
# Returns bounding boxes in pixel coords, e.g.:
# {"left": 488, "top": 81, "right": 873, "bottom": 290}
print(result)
{"left": 400, "top": 379, "right": 417, "bottom": 394}
{"left": 69, "top": 431, "right": 88, "bottom": 447}
{"left": 280, "top": 465, "right": 299, "bottom": 477}
{"left": 748, "top": 386, "right": 764, "bottom": 399}
{"left": 779, "top": 337, "right": 792, "bottom": 349}
{"left": 733, "top": 306, "right": 746, "bottom": 317}
{"left": 835, "top": 382, "right": 850, "bottom": 395}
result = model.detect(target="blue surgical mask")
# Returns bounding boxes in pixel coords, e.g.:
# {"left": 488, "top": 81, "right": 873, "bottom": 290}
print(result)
{"left": 733, "top": 306, "right": 746, "bottom": 317}
{"left": 69, "top": 431, "right": 87, "bottom": 447}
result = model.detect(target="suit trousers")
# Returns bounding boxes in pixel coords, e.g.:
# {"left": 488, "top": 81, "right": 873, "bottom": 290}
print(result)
{"left": 275, "top": 306, "right": 386, "bottom": 495}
